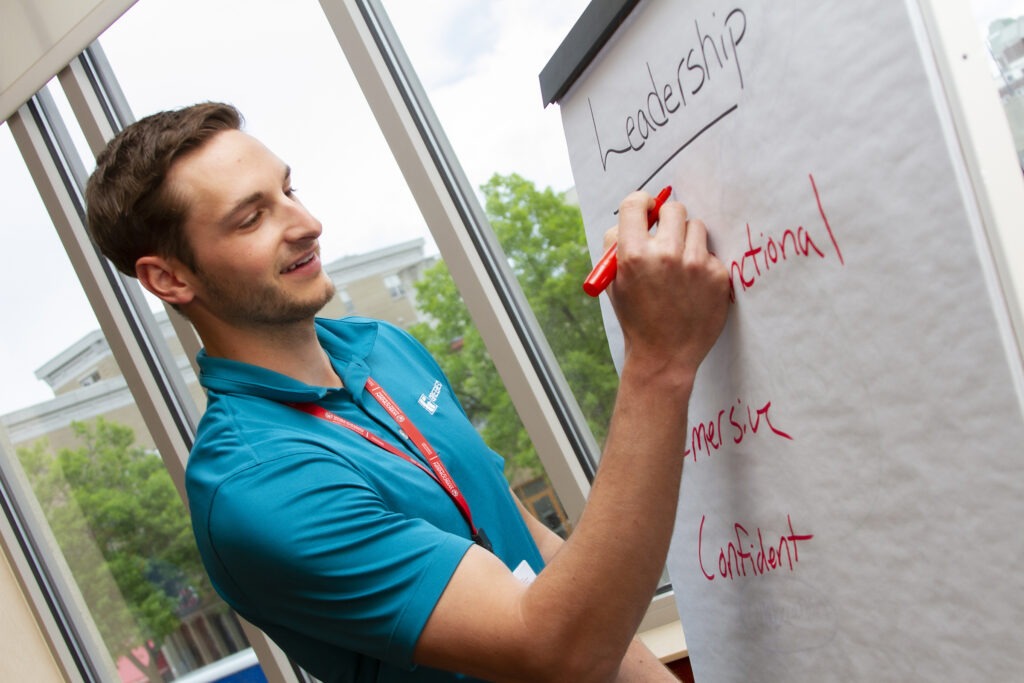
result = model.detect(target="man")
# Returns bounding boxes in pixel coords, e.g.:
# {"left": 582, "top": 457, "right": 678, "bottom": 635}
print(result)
{"left": 86, "top": 102, "right": 730, "bottom": 682}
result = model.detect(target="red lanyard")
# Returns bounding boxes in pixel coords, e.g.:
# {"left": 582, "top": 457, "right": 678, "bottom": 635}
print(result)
{"left": 289, "top": 377, "right": 492, "bottom": 552}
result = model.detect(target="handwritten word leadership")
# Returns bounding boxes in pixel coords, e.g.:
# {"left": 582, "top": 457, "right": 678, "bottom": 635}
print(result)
{"left": 698, "top": 513, "right": 814, "bottom": 582}
{"left": 587, "top": 7, "right": 748, "bottom": 171}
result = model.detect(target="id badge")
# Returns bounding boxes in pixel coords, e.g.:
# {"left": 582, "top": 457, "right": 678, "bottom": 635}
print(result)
{"left": 512, "top": 560, "right": 537, "bottom": 585}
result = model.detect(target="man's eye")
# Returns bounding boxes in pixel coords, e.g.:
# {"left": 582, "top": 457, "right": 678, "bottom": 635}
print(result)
{"left": 240, "top": 210, "right": 262, "bottom": 228}
{"left": 285, "top": 186, "right": 299, "bottom": 197}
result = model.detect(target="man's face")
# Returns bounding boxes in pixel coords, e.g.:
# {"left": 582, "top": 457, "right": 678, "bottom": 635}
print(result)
{"left": 166, "top": 129, "right": 335, "bottom": 326}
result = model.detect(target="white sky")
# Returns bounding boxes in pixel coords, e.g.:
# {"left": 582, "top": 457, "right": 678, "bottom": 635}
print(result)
{"left": 0, "top": 0, "right": 1020, "bottom": 416}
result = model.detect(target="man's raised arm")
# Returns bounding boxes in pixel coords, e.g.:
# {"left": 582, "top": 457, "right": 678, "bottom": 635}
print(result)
{"left": 415, "top": 191, "right": 731, "bottom": 682}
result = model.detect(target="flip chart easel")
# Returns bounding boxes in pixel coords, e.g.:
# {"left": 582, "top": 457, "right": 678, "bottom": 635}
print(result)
{"left": 543, "top": 1, "right": 1024, "bottom": 679}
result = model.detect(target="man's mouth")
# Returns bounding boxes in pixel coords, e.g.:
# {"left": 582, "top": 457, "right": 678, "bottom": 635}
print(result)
{"left": 283, "top": 252, "right": 316, "bottom": 273}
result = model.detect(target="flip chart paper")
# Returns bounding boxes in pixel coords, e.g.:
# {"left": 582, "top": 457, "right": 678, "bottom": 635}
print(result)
{"left": 556, "top": 1, "right": 1024, "bottom": 679}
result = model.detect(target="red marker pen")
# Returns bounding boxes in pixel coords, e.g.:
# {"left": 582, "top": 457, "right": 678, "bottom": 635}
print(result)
{"left": 583, "top": 185, "right": 672, "bottom": 297}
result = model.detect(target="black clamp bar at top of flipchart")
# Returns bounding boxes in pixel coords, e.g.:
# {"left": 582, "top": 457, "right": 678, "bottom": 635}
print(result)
{"left": 539, "top": 0, "right": 643, "bottom": 107}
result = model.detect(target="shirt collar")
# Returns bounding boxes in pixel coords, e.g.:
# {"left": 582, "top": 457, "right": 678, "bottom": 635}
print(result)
{"left": 196, "top": 317, "right": 379, "bottom": 403}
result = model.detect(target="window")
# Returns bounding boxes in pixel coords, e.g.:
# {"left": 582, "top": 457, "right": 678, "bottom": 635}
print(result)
{"left": 383, "top": 273, "right": 405, "bottom": 298}
{"left": 79, "top": 371, "right": 101, "bottom": 387}
{"left": 370, "top": 0, "right": 611, "bottom": 477}
{"left": 339, "top": 289, "right": 356, "bottom": 314}
{"left": 514, "top": 476, "right": 571, "bottom": 539}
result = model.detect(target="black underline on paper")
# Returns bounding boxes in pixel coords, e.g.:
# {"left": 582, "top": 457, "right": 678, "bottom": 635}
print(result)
{"left": 612, "top": 104, "right": 739, "bottom": 215}
{"left": 638, "top": 104, "right": 739, "bottom": 190}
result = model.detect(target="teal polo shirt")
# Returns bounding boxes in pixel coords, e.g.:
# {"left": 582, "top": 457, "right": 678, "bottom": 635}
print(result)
{"left": 186, "top": 317, "right": 545, "bottom": 682}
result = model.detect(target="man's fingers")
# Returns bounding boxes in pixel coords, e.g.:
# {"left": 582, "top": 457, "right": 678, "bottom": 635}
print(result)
{"left": 682, "top": 218, "right": 709, "bottom": 259}
{"left": 617, "top": 192, "right": 690, "bottom": 252}
{"left": 602, "top": 225, "right": 619, "bottom": 251}
{"left": 616, "top": 191, "right": 654, "bottom": 245}
{"left": 654, "top": 201, "right": 687, "bottom": 252}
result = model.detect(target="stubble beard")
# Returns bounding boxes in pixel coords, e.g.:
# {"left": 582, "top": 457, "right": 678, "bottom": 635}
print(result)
{"left": 197, "top": 270, "right": 337, "bottom": 327}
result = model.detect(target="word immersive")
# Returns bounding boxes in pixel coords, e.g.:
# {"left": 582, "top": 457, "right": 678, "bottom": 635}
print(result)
{"left": 685, "top": 397, "right": 792, "bottom": 463}
{"left": 728, "top": 173, "right": 844, "bottom": 300}
{"left": 699, "top": 514, "right": 814, "bottom": 581}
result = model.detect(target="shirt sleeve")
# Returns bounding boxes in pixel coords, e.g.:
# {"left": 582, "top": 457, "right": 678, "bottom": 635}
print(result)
{"left": 204, "top": 451, "right": 474, "bottom": 668}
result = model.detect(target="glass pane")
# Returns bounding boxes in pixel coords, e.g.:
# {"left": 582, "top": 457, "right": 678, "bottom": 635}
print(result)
{"left": 971, "top": 0, "right": 1024, "bottom": 168}
{"left": 0, "top": 116, "right": 260, "bottom": 680}
{"left": 377, "top": 1, "right": 619, "bottom": 457}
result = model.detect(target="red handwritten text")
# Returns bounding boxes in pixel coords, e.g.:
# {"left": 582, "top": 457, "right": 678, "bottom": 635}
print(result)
{"left": 728, "top": 173, "right": 843, "bottom": 300}
{"left": 685, "top": 397, "right": 792, "bottom": 462}
{"left": 699, "top": 514, "right": 814, "bottom": 581}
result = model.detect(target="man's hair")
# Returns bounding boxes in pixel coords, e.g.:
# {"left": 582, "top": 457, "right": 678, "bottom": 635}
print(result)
{"left": 85, "top": 102, "right": 243, "bottom": 276}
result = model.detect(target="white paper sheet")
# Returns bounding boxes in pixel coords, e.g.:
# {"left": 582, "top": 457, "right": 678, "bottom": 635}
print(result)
{"left": 556, "top": 1, "right": 1024, "bottom": 679}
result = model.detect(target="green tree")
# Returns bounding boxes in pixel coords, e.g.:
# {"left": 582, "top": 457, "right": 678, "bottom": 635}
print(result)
{"left": 18, "top": 419, "right": 212, "bottom": 681}
{"left": 409, "top": 173, "right": 619, "bottom": 476}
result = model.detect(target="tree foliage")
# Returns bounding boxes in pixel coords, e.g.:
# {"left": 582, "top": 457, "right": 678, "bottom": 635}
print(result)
{"left": 18, "top": 418, "right": 211, "bottom": 681}
{"left": 409, "top": 173, "right": 619, "bottom": 476}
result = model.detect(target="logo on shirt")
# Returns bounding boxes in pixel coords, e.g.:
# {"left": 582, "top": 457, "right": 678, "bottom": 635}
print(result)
{"left": 418, "top": 380, "right": 443, "bottom": 415}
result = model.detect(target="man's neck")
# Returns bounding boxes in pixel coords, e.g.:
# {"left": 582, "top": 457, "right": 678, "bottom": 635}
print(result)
{"left": 198, "top": 318, "right": 342, "bottom": 388}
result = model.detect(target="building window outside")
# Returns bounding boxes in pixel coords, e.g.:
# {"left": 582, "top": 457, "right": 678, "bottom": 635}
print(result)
{"left": 383, "top": 273, "right": 405, "bottom": 299}
{"left": 378, "top": 0, "right": 615, "bottom": 459}
{"left": 339, "top": 288, "right": 355, "bottom": 314}
{"left": 514, "top": 476, "right": 572, "bottom": 539}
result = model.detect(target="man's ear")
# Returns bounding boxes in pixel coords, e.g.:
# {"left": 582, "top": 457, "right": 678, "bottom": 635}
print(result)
{"left": 135, "top": 256, "right": 196, "bottom": 307}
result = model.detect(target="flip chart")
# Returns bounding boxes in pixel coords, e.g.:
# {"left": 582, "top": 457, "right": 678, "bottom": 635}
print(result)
{"left": 550, "top": 1, "right": 1024, "bottom": 679}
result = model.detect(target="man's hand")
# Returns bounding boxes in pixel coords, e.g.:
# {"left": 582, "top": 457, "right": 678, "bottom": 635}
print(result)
{"left": 605, "top": 191, "right": 730, "bottom": 384}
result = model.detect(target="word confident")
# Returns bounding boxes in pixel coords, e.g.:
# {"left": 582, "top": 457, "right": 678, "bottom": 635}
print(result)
{"left": 685, "top": 396, "right": 792, "bottom": 463}
{"left": 589, "top": 7, "right": 748, "bottom": 171}
{"left": 698, "top": 513, "right": 814, "bottom": 582}
{"left": 728, "top": 173, "right": 844, "bottom": 300}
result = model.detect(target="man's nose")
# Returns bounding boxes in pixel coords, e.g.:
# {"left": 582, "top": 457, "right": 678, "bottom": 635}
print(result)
{"left": 283, "top": 200, "right": 323, "bottom": 242}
